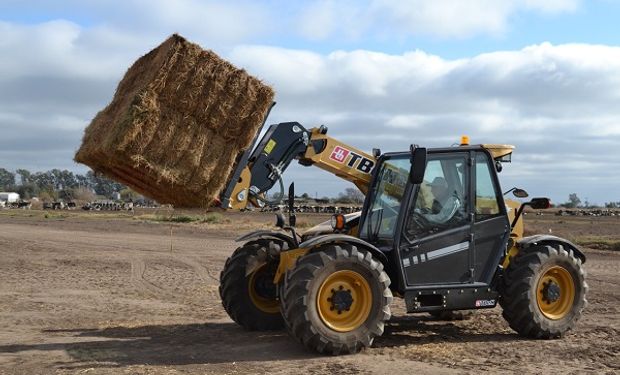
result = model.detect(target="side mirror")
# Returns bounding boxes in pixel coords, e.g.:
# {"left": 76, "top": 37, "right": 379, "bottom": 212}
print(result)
{"left": 528, "top": 197, "right": 551, "bottom": 209}
{"left": 513, "top": 188, "right": 529, "bottom": 198}
{"left": 409, "top": 145, "right": 427, "bottom": 185}
{"left": 510, "top": 197, "right": 551, "bottom": 230}
{"left": 504, "top": 187, "right": 529, "bottom": 198}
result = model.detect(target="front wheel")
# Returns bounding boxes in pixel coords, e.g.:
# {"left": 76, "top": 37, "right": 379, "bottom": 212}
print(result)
{"left": 219, "top": 240, "right": 285, "bottom": 331}
{"left": 500, "top": 245, "right": 587, "bottom": 338}
{"left": 282, "top": 244, "right": 392, "bottom": 355}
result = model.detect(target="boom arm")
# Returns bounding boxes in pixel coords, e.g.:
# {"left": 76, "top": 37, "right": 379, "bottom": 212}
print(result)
{"left": 220, "top": 122, "right": 376, "bottom": 210}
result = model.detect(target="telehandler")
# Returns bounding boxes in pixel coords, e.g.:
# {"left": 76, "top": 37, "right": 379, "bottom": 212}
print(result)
{"left": 217, "top": 119, "right": 587, "bottom": 355}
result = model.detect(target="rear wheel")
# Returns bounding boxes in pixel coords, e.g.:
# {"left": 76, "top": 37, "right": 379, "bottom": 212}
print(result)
{"left": 500, "top": 244, "right": 587, "bottom": 338}
{"left": 282, "top": 244, "right": 392, "bottom": 355}
{"left": 219, "top": 240, "right": 285, "bottom": 331}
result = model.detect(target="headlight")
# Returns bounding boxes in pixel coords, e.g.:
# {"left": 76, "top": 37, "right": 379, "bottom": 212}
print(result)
{"left": 330, "top": 214, "right": 346, "bottom": 231}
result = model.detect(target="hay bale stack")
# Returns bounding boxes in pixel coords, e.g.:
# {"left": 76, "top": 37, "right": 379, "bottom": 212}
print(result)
{"left": 75, "top": 34, "right": 274, "bottom": 207}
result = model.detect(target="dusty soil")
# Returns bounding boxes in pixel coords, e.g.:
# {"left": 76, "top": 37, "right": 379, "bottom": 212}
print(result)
{"left": 0, "top": 211, "right": 618, "bottom": 374}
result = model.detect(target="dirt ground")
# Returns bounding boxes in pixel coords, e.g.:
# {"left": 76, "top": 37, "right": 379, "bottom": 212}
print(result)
{"left": 0, "top": 211, "right": 618, "bottom": 374}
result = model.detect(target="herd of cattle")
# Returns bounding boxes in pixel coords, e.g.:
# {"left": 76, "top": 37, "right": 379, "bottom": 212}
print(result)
{"left": 0, "top": 200, "right": 154, "bottom": 211}
{"left": 0, "top": 201, "right": 33, "bottom": 209}
{"left": 259, "top": 204, "right": 362, "bottom": 214}
{"left": 0, "top": 199, "right": 360, "bottom": 213}
{"left": 555, "top": 209, "right": 620, "bottom": 217}
{"left": 2, "top": 200, "right": 617, "bottom": 217}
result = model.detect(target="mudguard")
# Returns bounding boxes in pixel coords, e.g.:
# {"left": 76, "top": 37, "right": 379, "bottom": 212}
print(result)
{"left": 299, "top": 234, "right": 388, "bottom": 265}
{"left": 235, "top": 230, "right": 298, "bottom": 249}
{"left": 518, "top": 235, "right": 586, "bottom": 264}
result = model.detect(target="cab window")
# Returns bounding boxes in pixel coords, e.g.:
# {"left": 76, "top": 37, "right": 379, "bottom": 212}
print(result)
{"left": 475, "top": 153, "right": 502, "bottom": 221}
{"left": 404, "top": 154, "right": 469, "bottom": 239}
{"left": 359, "top": 156, "right": 409, "bottom": 243}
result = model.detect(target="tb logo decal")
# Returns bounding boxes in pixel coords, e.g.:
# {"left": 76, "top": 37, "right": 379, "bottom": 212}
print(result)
{"left": 330, "top": 146, "right": 349, "bottom": 163}
{"left": 329, "top": 146, "right": 375, "bottom": 174}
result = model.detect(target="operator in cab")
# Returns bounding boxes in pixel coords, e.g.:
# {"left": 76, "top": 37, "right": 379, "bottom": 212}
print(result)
{"left": 425, "top": 177, "right": 462, "bottom": 224}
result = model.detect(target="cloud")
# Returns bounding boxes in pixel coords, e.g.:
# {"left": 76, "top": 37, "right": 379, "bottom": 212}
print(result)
{"left": 297, "top": 0, "right": 580, "bottom": 40}
{"left": 229, "top": 42, "right": 620, "bottom": 202}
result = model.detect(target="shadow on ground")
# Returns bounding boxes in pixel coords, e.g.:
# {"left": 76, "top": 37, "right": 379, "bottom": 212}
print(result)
{"left": 375, "top": 314, "right": 520, "bottom": 348}
{"left": 0, "top": 322, "right": 310, "bottom": 369}
{"left": 0, "top": 316, "right": 520, "bottom": 369}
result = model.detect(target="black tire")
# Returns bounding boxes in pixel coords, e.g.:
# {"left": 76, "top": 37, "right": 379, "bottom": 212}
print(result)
{"left": 500, "top": 244, "right": 587, "bottom": 339}
{"left": 429, "top": 310, "right": 474, "bottom": 321}
{"left": 282, "top": 244, "right": 392, "bottom": 355}
{"left": 219, "top": 239, "right": 286, "bottom": 331}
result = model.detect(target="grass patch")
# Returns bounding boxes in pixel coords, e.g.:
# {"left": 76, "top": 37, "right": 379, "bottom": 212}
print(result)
{"left": 574, "top": 236, "right": 620, "bottom": 251}
{"left": 202, "top": 213, "right": 225, "bottom": 224}
{"left": 167, "top": 215, "right": 196, "bottom": 223}
{"left": 144, "top": 212, "right": 229, "bottom": 224}
{"left": 43, "top": 212, "right": 68, "bottom": 220}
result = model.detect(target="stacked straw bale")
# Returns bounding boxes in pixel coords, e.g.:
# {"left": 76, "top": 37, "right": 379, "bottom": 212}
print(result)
{"left": 75, "top": 34, "right": 274, "bottom": 207}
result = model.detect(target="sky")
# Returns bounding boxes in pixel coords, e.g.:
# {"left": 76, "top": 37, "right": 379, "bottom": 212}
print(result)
{"left": 1, "top": 0, "right": 620, "bottom": 205}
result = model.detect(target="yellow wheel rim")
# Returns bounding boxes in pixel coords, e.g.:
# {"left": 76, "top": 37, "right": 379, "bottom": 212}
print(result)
{"left": 248, "top": 264, "right": 280, "bottom": 314}
{"left": 317, "top": 270, "right": 372, "bottom": 332}
{"left": 536, "top": 266, "right": 575, "bottom": 320}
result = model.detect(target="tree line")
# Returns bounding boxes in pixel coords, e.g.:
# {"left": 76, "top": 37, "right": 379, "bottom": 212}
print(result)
{"left": 0, "top": 168, "right": 127, "bottom": 202}
{"left": 2, "top": 168, "right": 616, "bottom": 209}
{"left": 554, "top": 193, "right": 619, "bottom": 209}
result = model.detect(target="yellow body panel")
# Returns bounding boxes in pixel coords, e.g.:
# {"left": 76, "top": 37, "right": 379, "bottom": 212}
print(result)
{"left": 229, "top": 167, "right": 252, "bottom": 210}
{"left": 481, "top": 144, "right": 515, "bottom": 160}
{"left": 505, "top": 199, "right": 523, "bottom": 239}
{"left": 301, "top": 128, "right": 375, "bottom": 194}
{"left": 502, "top": 199, "right": 523, "bottom": 269}
{"left": 273, "top": 247, "right": 310, "bottom": 283}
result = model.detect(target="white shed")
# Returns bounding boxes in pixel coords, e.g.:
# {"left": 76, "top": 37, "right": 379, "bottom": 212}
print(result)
{"left": 0, "top": 192, "right": 20, "bottom": 203}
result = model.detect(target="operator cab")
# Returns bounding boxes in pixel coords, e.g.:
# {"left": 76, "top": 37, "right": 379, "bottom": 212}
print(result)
{"left": 358, "top": 144, "right": 512, "bottom": 309}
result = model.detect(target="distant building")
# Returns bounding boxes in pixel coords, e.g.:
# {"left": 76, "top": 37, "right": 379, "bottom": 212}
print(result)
{"left": 0, "top": 192, "right": 20, "bottom": 203}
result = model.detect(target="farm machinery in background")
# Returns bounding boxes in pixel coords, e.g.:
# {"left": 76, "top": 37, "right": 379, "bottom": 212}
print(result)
{"left": 215, "top": 120, "right": 588, "bottom": 355}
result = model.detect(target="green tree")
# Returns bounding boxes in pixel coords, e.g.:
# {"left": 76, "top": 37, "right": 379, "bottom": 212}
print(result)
{"left": 0, "top": 168, "right": 16, "bottom": 190}
{"left": 564, "top": 193, "right": 581, "bottom": 208}
{"left": 336, "top": 187, "right": 364, "bottom": 204}
{"left": 72, "top": 186, "right": 96, "bottom": 202}
{"left": 86, "top": 171, "right": 125, "bottom": 198}
{"left": 15, "top": 169, "right": 31, "bottom": 185}
{"left": 16, "top": 183, "right": 39, "bottom": 199}
{"left": 120, "top": 188, "right": 138, "bottom": 201}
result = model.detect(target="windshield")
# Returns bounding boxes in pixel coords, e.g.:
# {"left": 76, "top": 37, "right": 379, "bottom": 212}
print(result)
{"left": 359, "top": 156, "right": 409, "bottom": 243}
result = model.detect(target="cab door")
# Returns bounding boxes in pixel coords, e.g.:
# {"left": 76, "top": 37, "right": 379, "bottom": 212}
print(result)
{"left": 471, "top": 152, "right": 510, "bottom": 283}
{"left": 398, "top": 152, "right": 472, "bottom": 286}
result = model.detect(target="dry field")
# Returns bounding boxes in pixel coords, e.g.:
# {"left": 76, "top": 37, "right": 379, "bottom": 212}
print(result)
{"left": 0, "top": 210, "right": 618, "bottom": 374}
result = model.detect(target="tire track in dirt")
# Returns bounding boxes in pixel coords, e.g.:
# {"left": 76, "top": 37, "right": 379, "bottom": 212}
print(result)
{"left": 130, "top": 257, "right": 178, "bottom": 300}
{"left": 172, "top": 255, "right": 220, "bottom": 287}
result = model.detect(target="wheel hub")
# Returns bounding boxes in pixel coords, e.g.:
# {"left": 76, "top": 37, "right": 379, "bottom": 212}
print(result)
{"left": 541, "top": 281, "right": 561, "bottom": 303}
{"left": 316, "top": 270, "right": 372, "bottom": 332}
{"left": 536, "top": 265, "right": 575, "bottom": 320}
{"left": 254, "top": 271, "right": 277, "bottom": 299}
{"left": 248, "top": 264, "right": 280, "bottom": 314}
{"left": 328, "top": 287, "right": 354, "bottom": 313}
